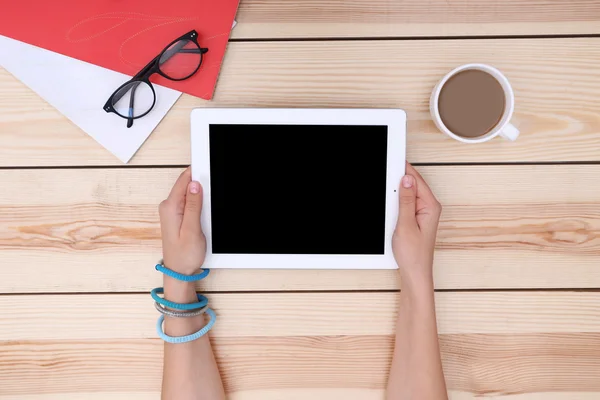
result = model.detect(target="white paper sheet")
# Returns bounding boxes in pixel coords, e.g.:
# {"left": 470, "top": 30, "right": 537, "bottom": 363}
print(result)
{"left": 0, "top": 35, "right": 181, "bottom": 163}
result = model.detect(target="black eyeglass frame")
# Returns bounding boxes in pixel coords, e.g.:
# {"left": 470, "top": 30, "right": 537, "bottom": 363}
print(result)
{"left": 103, "top": 30, "right": 208, "bottom": 127}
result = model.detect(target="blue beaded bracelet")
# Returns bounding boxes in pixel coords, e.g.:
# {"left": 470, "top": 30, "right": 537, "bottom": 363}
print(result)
{"left": 151, "top": 287, "right": 208, "bottom": 311}
{"left": 155, "top": 264, "right": 210, "bottom": 282}
{"left": 157, "top": 308, "right": 217, "bottom": 343}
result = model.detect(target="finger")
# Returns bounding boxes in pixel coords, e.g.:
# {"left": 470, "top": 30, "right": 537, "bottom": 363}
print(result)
{"left": 159, "top": 168, "right": 191, "bottom": 238}
{"left": 406, "top": 163, "right": 442, "bottom": 237}
{"left": 406, "top": 163, "right": 438, "bottom": 205}
{"left": 159, "top": 201, "right": 180, "bottom": 240}
{"left": 181, "top": 180, "right": 203, "bottom": 236}
{"left": 167, "top": 167, "right": 192, "bottom": 203}
{"left": 397, "top": 174, "right": 418, "bottom": 230}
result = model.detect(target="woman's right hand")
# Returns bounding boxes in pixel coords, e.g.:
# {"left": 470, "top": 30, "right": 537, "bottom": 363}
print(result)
{"left": 392, "top": 163, "right": 442, "bottom": 288}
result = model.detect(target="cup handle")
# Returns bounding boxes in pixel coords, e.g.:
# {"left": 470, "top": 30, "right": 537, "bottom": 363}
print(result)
{"left": 499, "top": 123, "right": 520, "bottom": 141}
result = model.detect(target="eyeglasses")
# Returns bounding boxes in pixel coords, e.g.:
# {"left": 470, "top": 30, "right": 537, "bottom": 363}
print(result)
{"left": 104, "top": 30, "right": 208, "bottom": 128}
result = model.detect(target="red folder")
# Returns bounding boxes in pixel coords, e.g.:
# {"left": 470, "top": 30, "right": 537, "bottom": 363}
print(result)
{"left": 0, "top": 1, "right": 239, "bottom": 99}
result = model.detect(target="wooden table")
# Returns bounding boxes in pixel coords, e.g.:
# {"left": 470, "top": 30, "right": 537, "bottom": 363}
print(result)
{"left": 2, "top": 1, "right": 600, "bottom": 399}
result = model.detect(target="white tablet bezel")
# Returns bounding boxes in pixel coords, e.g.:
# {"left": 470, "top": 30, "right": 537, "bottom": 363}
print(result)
{"left": 191, "top": 108, "right": 406, "bottom": 269}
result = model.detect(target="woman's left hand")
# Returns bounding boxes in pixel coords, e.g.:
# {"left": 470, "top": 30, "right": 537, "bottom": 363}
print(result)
{"left": 158, "top": 167, "right": 206, "bottom": 275}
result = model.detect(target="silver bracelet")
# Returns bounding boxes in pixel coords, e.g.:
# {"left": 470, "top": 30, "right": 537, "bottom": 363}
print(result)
{"left": 154, "top": 302, "right": 208, "bottom": 318}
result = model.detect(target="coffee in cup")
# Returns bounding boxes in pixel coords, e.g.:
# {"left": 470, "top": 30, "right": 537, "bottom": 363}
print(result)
{"left": 430, "top": 64, "right": 519, "bottom": 143}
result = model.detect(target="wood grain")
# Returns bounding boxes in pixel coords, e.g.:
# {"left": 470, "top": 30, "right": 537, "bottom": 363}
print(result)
{"left": 4, "top": 393, "right": 600, "bottom": 400}
{"left": 1, "top": 335, "right": 600, "bottom": 398}
{"left": 3, "top": 393, "right": 599, "bottom": 400}
{"left": 1, "top": 292, "right": 600, "bottom": 341}
{"left": 0, "top": 291, "right": 599, "bottom": 398}
{"left": 2, "top": 165, "right": 600, "bottom": 293}
{"left": 233, "top": 0, "right": 600, "bottom": 38}
{"left": 2, "top": 38, "right": 600, "bottom": 166}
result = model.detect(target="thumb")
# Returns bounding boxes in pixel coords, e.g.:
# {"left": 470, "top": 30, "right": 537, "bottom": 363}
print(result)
{"left": 181, "top": 181, "right": 203, "bottom": 236}
{"left": 397, "top": 175, "right": 418, "bottom": 229}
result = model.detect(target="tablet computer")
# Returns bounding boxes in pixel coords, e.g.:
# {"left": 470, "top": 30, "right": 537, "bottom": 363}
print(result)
{"left": 191, "top": 108, "right": 406, "bottom": 269}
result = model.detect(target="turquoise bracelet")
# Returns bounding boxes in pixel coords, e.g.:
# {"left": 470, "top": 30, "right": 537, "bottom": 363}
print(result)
{"left": 156, "top": 308, "right": 217, "bottom": 343}
{"left": 151, "top": 287, "right": 208, "bottom": 311}
{"left": 155, "top": 263, "right": 210, "bottom": 282}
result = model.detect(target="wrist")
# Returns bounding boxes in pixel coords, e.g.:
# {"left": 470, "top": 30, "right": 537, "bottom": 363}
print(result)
{"left": 163, "top": 277, "right": 198, "bottom": 303}
{"left": 160, "top": 280, "right": 208, "bottom": 337}
{"left": 400, "top": 276, "right": 435, "bottom": 315}
{"left": 399, "top": 267, "right": 434, "bottom": 296}
{"left": 161, "top": 254, "right": 206, "bottom": 275}
{"left": 162, "top": 263, "right": 202, "bottom": 275}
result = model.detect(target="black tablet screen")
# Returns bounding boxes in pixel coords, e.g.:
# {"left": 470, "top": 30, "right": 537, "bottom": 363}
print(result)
{"left": 209, "top": 124, "right": 388, "bottom": 255}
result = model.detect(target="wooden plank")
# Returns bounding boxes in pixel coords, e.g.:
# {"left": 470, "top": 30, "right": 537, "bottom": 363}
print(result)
{"left": 3, "top": 393, "right": 600, "bottom": 400}
{"left": 3, "top": 393, "right": 599, "bottom": 400}
{"left": 1, "top": 292, "right": 600, "bottom": 341}
{"left": 233, "top": 0, "right": 600, "bottom": 38}
{"left": 2, "top": 38, "right": 600, "bottom": 166}
{"left": 1, "top": 335, "right": 600, "bottom": 399}
{"left": 2, "top": 165, "right": 600, "bottom": 293}
{"left": 0, "top": 292, "right": 599, "bottom": 398}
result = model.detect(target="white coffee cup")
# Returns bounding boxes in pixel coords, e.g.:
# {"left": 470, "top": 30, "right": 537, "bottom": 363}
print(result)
{"left": 430, "top": 63, "right": 519, "bottom": 143}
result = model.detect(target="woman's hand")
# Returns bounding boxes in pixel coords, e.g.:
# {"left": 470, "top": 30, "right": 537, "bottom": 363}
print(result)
{"left": 159, "top": 167, "right": 206, "bottom": 275}
{"left": 392, "top": 163, "right": 442, "bottom": 287}
{"left": 388, "top": 163, "right": 448, "bottom": 400}
{"left": 159, "top": 168, "right": 226, "bottom": 400}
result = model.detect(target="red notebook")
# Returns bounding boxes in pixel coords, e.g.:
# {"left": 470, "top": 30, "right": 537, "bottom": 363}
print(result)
{"left": 0, "top": 1, "right": 239, "bottom": 99}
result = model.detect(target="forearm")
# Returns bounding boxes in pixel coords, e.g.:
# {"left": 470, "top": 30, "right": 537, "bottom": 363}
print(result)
{"left": 387, "top": 271, "right": 447, "bottom": 400}
{"left": 161, "top": 277, "right": 225, "bottom": 400}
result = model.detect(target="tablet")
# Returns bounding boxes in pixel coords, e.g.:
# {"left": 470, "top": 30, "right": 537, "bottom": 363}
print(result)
{"left": 191, "top": 108, "right": 406, "bottom": 269}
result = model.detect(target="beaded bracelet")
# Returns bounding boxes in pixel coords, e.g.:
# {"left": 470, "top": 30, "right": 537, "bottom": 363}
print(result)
{"left": 154, "top": 301, "right": 208, "bottom": 318}
{"left": 156, "top": 308, "right": 217, "bottom": 343}
{"left": 155, "top": 263, "right": 210, "bottom": 282}
{"left": 151, "top": 287, "right": 208, "bottom": 311}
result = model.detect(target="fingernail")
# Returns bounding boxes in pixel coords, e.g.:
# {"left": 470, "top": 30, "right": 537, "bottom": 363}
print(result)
{"left": 402, "top": 175, "right": 414, "bottom": 188}
{"left": 189, "top": 181, "right": 200, "bottom": 194}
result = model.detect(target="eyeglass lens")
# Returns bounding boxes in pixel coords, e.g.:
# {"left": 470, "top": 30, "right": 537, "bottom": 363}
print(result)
{"left": 158, "top": 39, "right": 203, "bottom": 80}
{"left": 111, "top": 80, "right": 155, "bottom": 119}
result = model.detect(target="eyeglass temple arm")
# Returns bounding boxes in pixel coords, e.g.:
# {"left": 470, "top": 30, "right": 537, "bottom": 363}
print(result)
{"left": 178, "top": 48, "right": 209, "bottom": 54}
{"left": 160, "top": 43, "right": 209, "bottom": 65}
{"left": 126, "top": 81, "right": 141, "bottom": 128}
